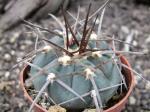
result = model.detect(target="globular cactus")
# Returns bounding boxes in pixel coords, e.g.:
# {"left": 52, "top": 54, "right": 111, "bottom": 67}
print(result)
{"left": 26, "top": 2, "right": 127, "bottom": 112}
{"left": 30, "top": 36, "right": 122, "bottom": 109}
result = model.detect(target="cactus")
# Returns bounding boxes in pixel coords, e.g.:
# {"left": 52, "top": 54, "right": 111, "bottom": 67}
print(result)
{"left": 30, "top": 35, "right": 122, "bottom": 108}
{"left": 23, "top": 1, "right": 129, "bottom": 112}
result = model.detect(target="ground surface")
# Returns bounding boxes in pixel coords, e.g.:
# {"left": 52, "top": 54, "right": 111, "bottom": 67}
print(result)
{"left": 0, "top": 0, "right": 150, "bottom": 112}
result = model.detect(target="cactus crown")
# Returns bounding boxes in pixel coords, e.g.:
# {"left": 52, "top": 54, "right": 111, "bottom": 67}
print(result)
{"left": 20, "top": 2, "right": 133, "bottom": 112}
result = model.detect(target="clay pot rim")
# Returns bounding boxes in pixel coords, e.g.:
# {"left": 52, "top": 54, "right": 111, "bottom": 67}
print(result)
{"left": 104, "top": 55, "right": 135, "bottom": 112}
{"left": 20, "top": 55, "right": 135, "bottom": 112}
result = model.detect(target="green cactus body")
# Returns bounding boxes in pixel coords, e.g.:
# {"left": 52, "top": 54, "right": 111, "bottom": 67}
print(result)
{"left": 30, "top": 35, "right": 122, "bottom": 109}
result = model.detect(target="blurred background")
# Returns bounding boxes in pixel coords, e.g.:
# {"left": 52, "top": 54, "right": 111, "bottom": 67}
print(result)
{"left": 0, "top": 0, "right": 150, "bottom": 111}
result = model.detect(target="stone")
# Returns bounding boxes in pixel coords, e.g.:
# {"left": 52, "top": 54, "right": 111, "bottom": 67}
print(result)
{"left": 5, "top": 72, "right": 10, "bottom": 78}
{"left": 121, "top": 26, "right": 129, "bottom": 34}
{"left": 129, "top": 96, "right": 136, "bottom": 105}
{"left": 48, "top": 106, "right": 66, "bottom": 112}
{"left": 145, "top": 36, "right": 150, "bottom": 44}
{"left": 145, "top": 82, "right": 150, "bottom": 90}
{"left": 4, "top": 53, "right": 11, "bottom": 61}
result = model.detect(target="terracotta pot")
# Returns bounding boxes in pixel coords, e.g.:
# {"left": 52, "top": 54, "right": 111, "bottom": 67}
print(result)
{"left": 20, "top": 55, "right": 135, "bottom": 112}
